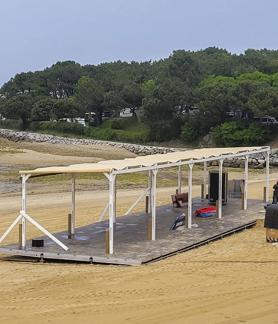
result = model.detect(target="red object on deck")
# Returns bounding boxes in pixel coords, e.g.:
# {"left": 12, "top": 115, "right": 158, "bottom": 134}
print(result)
{"left": 195, "top": 206, "right": 217, "bottom": 217}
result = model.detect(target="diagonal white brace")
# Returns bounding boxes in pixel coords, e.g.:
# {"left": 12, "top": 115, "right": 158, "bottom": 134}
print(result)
{"left": 104, "top": 173, "right": 110, "bottom": 180}
{"left": 99, "top": 202, "right": 109, "bottom": 221}
{"left": 124, "top": 188, "right": 149, "bottom": 216}
{"left": 0, "top": 214, "right": 22, "bottom": 244}
{"left": 22, "top": 212, "right": 68, "bottom": 251}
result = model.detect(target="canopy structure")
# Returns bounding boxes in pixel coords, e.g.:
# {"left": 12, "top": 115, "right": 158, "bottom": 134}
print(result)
{"left": 0, "top": 146, "right": 271, "bottom": 258}
{"left": 20, "top": 146, "right": 269, "bottom": 177}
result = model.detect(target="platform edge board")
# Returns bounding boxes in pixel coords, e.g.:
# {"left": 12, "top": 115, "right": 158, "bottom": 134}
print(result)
{"left": 0, "top": 248, "right": 142, "bottom": 266}
{"left": 0, "top": 221, "right": 256, "bottom": 266}
{"left": 142, "top": 220, "right": 257, "bottom": 264}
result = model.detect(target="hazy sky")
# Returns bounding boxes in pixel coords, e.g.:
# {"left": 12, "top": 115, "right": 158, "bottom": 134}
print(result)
{"left": 1, "top": 0, "right": 278, "bottom": 85}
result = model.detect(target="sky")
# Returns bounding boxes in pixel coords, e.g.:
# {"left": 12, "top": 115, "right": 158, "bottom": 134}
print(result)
{"left": 0, "top": 0, "right": 278, "bottom": 85}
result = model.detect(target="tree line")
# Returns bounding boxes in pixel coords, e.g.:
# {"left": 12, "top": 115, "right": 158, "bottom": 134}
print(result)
{"left": 1, "top": 47, "right": 278, "bottom": 145}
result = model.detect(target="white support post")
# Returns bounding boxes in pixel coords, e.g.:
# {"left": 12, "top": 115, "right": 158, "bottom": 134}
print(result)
{"left": 147, "top": 170, "right": 152, "bottom": 213}
{"left": 108, "top": 173, "right": 115, "bottom": 254}
{"left": 0, "top": 173, "right": 69, "bottom": 251}
{"left": 150, "top": 169, "right": 157, "bottom": 240}
{"left": 187, "top": 163, "right": 193, "bottom": 229}
{"left": 244, "top": 156, "right": 249, "bottom": 210}
{"left": 266, "top": 150, "right": 270, "bottom": 203}
{"left": 177, "top": 165, "right": 182, "bottom": 194}
{"left": 71, "top": 175, "right": 76, "bottom": 237}
{"left": 218, "top": 159, "right": 224, "bottom": 219}
{"left": 203, "top": 161, "right": 207, "bottom": 198}
{"left": 21, "top": 174, "right": 29, "bottom": 249}
{"left": 113, "top": 176, "right": 117, "bottom": 223}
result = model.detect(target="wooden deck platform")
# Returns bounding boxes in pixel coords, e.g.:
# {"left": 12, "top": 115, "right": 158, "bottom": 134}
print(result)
{"left": 0, "top": 198, "right": 264, "bottom": 265}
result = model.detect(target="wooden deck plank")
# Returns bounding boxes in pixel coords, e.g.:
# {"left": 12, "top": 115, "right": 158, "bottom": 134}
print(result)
{"left": 0, "top": 198, "right": 264, "bottom": 265}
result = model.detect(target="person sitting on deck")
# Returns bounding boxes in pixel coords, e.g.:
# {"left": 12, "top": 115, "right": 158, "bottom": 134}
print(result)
{"left": 273, "top": 181, "right": 278, "bottom": 204}
{"left": 171, "top": 189, "right": 188, "bottom": 208}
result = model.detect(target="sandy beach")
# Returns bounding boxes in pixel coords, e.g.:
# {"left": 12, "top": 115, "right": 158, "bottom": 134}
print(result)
{"left": 0, "top": 139, "right": 278, "bottom": 324}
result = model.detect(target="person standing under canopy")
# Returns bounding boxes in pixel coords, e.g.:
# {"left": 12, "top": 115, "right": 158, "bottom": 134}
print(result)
{"left": 272, "top": 181, "right": 278, "bottom": 204}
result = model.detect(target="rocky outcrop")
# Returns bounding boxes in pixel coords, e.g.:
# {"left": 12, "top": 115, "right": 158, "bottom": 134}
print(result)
{"left": 0, "top": 129, "right": 175, "bottom": 156}
{"left": 0, "top": 128, "right": 276, "bottom": 168}
{"left": 210, "top": 154, "right": 268, "bottom": 169}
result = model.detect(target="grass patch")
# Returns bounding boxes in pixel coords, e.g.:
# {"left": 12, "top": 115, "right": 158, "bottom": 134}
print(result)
{"left": 85, "top": 119, "right": 150, "bottom": 143}
{"left": 30, "top": 119, "right": 150, "bottom": 144}
{"left": 0, "top": 139, "right": 24, "bottom": 154}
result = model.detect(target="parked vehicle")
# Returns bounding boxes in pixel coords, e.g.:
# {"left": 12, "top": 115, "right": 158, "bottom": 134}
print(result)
{"left": 102, "top": 111, "right": 114, "bottom": 119}
{"left": 175, "top": 105, "right": 199, "bottom": 116}
{"left": 59, "top": 117, "right": 86, "bottom": 126}
{"left": 85, "top": 112, "right": 97, "bottom": 126}
{"left": 226, "top": 110, "right": 251, "bottom": 119}
{"left": 120, "top": 108, "right": 134, "bottom": 118}
{"left": 254, "top": 116, "right": 278, "bottom": 125}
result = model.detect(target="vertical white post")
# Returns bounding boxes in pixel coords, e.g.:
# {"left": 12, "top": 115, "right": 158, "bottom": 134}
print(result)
{"left": 203, "top": 161, "right": 207, "bottom": 198}
{"left": 108, "top": 174, "right": 115, "bottom": 254}
{"left": 188, "top": 163, "right": 193, "bottom": 229}
{"left": 71, "top": 175, "right": 76, "bottom": 236}
{"left": 151, "top": 169, "right": 157, "bottom": 240}
{"left": 113, "top": 176, "right": 117, "bottom": 223}
{"left": 147, "top": 170, "right": 152, "bottom": 213}
{"left": 244, "top": 156, "right": 249, "bottom": 210}
{"left": 218, "top": 159, "right": 223, "bottom": 219}
{"left": 21, "top": 175, "right": 27, "bottom": 249}
{"left": 266, "top": 150, "right": 270, "bottom": 203}
{"left": 177, "top": 165, "right": 182, "bottom": 193}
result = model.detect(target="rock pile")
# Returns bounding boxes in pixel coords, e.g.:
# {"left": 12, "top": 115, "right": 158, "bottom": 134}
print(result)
{"left": 0, "top": 128, "right": 276, "bottom": 168}
{"left": 210, "top": 154, "right": 267, "bottom": 169}
{"left": 0, "top": 129, "right": 174, "bottom": 156}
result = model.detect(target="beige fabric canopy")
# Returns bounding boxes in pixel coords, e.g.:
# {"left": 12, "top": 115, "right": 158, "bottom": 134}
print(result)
{"left": 19, "top": 146, "right": 269, "bottom": 177}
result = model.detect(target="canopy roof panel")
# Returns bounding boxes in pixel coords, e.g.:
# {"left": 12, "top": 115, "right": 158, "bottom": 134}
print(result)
{"left": 19, "top": 146, "right": 269, "bottom": 177}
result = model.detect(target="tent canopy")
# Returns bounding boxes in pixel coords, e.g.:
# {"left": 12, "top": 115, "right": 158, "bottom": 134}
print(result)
{"left": 19, "top": 146, "right": 269, "bottom": 177}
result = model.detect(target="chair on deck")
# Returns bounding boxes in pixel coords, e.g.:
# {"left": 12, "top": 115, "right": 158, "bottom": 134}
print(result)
{"left": 171, "top": 191, "right": 188, "bottom": 208}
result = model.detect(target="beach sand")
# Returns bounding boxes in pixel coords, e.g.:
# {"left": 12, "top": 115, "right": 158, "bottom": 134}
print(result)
{"left": 0, "top": 142, "right": 278, "bottom": 323}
